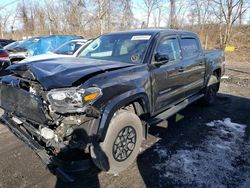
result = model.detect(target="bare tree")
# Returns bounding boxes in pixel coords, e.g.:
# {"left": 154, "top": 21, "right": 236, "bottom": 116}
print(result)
{"left": 94, "top": 0, "right": 111, "bottom": 33}
{"left": 157, "top": 5, "right": 163, "bottom": 27}
{"left": 1, "top": 0, "right": 249, "bottom": 50}
{"left": 18, "top": 1, "right": 35, "bottom": 36}
{"left": 188, "top": 0, "right": 213, "bottom": 48}
{"left": 213, "top": 0, "right": 248, "bottom": 47}
{"left": 121, "top": 0, "right": 134, "bottom": 30}
{"left": 190, "top": 0, "right": 213, "bottom": 28}
{"left": 168, "top": 0, "right": 176, "bottom": 28}
{"left": 43, "top": 0, "right": 66, "bottom": 35}
{"left": 61, "top": 0, "right": 86, "bottom": 35}
{"left": 153, "top": 4, "right": 163, "bottom": 28}
{"left": 168, "top": 0, "right": 186, "bottom": 29}
{"left": 0, "top": 11, "right": 12, "bottom": 38}
{"left": 143, "top": 0, "right": 161, "bottom": 27}
{"left": 238, "top": 0, "right": 248, "bottom": 25}
{"left": 154, "top": 2, "right": 164, "bottom": 28}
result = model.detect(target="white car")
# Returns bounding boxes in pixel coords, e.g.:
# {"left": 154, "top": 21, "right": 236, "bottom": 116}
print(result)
{"left": 19, "top": 39, "right": 91, "bottom": 63}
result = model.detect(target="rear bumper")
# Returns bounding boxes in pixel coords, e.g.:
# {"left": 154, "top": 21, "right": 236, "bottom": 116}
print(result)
{"left": 1, "top": 113, "right": 93, "bottom": 182}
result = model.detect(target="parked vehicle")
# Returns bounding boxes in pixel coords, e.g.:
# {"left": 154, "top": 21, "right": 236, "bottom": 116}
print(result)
{"left": 19, "top": 39, "right": 91, "bottom": 63}
{"left": 0, "top": 29, "right": 225, "bottom": 182}
{"left": 5, "top": 35, "right": 82, "bottom": 63}
{"left": 53, "top": 39, "right": 89, "bottom": 55}
{"left": 3, "top": 40, "right": 23, "bottom": 50}
{"left": 0, "top": 48, "right": 11, "bottom": 76}
{"left": 0, "top": 39, "right": 16, "bottom": 47}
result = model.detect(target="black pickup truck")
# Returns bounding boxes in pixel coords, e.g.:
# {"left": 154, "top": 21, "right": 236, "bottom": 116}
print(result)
{"left": 0, "top": 29, "right": 225, "bottom": 181}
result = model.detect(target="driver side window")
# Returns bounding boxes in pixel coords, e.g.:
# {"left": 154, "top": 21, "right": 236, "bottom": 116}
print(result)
{"left": 156, "top": 37, "right": 181, "bottom": 61}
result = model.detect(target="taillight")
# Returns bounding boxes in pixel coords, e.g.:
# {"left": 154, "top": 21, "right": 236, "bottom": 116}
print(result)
{"left": 0, "top": 51, "right": 9, "bottom": 58}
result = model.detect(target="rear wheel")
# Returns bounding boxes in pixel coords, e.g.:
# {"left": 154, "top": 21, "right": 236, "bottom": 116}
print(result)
{"left": 91, "top": 110, "right": 143, "bottom": 174}
{"left": 201, "top": 76, "right": 219, "bottom": 105}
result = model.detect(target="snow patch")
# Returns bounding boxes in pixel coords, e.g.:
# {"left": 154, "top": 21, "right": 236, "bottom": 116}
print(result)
{"left": 153, "top": 118, "right": 249, "bottom": 187}
{"left": 207, "top": 118, "right": 246, "bottom": 134}
{"left": 153, "top": 143, "right": 168, "bottom": 159}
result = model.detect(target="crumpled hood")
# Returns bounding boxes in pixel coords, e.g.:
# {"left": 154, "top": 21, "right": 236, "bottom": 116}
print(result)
{"left": 19, "top": 53, "right": 69, "bottom": 64}
{"left": 8, "top": 57, "right": 133, "bottom": 90}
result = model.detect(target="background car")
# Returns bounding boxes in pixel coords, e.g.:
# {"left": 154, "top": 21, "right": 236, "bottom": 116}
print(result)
{"left": 19, "top": 39, "right": 92, "bottom": 63}
{"left": 0, "top": 48, "right": 11, "bottom": 76}
{"left": 4, "top": 35, "right": 83, "bottom": 63}
{"left": 3, "top": 40, "right": 23, "bottom": 50}
{"left": 53, "top": 39, "right": 88, "bottom": 55}
{"left": 0, "top": 39, "right": 16, "bottom": 48}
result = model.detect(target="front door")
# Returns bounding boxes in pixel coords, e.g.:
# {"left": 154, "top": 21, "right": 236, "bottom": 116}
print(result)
{"left": 151, "top": 35, "right": 186, "bottom": 114}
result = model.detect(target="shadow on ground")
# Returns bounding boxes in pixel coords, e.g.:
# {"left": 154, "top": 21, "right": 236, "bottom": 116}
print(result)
{"left": 54, "top": 93, "right": 250, "bottom": 187}
{"left": 137, "top": 93, "right": 250, "bottom": 187}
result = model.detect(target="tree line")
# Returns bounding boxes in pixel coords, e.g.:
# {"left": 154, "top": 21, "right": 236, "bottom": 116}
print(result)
{"left": 0, "top": 0, "right": 249, "bottom": 48}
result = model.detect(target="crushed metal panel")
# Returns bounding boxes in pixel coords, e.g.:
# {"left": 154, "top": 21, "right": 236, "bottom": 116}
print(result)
{"left": 0, "top": 83, "right": 47, "bottom": 124}
{"left": 8, "top": 58, "right": 134, "bottom": 90}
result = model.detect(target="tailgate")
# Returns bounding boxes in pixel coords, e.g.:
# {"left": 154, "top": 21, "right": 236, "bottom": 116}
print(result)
{"left": 0, "top": 76, "right": 48, "bottom": 124}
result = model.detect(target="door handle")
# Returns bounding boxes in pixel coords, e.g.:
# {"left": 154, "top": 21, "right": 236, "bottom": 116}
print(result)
{"left": 178, "top": 67, "right": 185, "bottom": 72}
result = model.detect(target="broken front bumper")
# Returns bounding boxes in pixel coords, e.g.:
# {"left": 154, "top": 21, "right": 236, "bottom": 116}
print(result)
{"left": 0, "top": 114, "right": 93, "bottom": 182}
{"left": 0, "top": 75, "right": 48, "bottom": 124}
{"left": 0, "top": 75, "right": 102, "bottom": 181}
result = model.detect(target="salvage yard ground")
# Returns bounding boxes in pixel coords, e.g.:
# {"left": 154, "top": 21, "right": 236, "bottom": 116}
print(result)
{"left": 0, "top": 60, "right": 249, "bottom": 188}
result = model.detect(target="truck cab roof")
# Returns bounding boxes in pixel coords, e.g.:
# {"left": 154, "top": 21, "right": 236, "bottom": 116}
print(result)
{"left": 103, "top": 29, "right": 197, "bottom": 37}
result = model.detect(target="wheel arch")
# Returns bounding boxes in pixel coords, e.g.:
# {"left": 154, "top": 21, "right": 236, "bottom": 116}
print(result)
{"left": 97, "top": 89, "right": 150, "bottom": 142}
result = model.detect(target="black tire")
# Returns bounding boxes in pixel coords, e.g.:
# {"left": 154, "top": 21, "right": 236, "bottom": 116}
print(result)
{"left": 91, "top": 110, "right": 143, "bottom": 174}
{"left": 201, "top": 78, "right": 219, "bottom": 105}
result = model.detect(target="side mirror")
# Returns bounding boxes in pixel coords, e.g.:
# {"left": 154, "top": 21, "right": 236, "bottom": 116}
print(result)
{"left": 154, "top": 53, "right": 169, "bottom": 66}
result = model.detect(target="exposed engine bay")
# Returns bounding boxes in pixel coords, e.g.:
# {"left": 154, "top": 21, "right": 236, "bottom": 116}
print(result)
{"left": 0, "top": 75, "right": 101, "bottom": 160}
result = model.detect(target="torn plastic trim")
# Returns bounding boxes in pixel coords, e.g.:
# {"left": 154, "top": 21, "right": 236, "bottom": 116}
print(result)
{"left": 1, "top": 114, "right": 93, "bottom": 182}
{"left": 0, "top": 76, "right": 50, "bottom": 124}
{"left": 7, "top": 63, "right": 36, "bottom": 80}
{"left": 10, "top": 115, "right": 66, "bottom": 150}
{"left": 5, "top": 112, "right": 101, "bottom": 153}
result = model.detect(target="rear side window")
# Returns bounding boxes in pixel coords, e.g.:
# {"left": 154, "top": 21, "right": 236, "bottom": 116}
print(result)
{"left": 156, "top": 37, "right": 181, "bottom": 61}
{"left": 180, "top": 38, "right": 199, "bottom": 58}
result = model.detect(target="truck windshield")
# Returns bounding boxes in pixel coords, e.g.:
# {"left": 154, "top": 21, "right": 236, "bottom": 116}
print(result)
{"left": 78, "top": 34, "right": 152, "bottom": 64}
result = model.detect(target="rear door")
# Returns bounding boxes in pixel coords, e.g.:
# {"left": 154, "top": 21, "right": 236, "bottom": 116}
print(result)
{"left": 179, "top": 36, "right": 206, "bottom": 97}
{"left": 151, "top": 35, "right": 186, "bottom": 114}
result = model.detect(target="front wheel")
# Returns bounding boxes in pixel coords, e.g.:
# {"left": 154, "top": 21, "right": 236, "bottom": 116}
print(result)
{"left": 91, "top": 110, "right": 143, "bottom": 174}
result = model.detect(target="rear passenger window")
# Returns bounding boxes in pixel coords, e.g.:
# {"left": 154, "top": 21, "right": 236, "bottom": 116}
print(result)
{"left": 156, "top": 37, "right": 181, "bottom": 61}
{"left": 180, "top": 38, "right": 199, "bottom": 58}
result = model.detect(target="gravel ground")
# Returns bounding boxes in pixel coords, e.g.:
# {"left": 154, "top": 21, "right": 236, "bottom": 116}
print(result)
{"left": 0, "top": 71, "right": 249, "bottom": 188}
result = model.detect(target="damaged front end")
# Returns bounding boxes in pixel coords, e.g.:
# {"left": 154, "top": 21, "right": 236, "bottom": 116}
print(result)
{"left": 0, "top": 74, "right": 103, "bottom": 180}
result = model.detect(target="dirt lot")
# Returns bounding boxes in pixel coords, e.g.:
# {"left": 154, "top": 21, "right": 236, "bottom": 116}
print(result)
{"left": 0, "top": 61, "right": 249, "bottom": 188}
